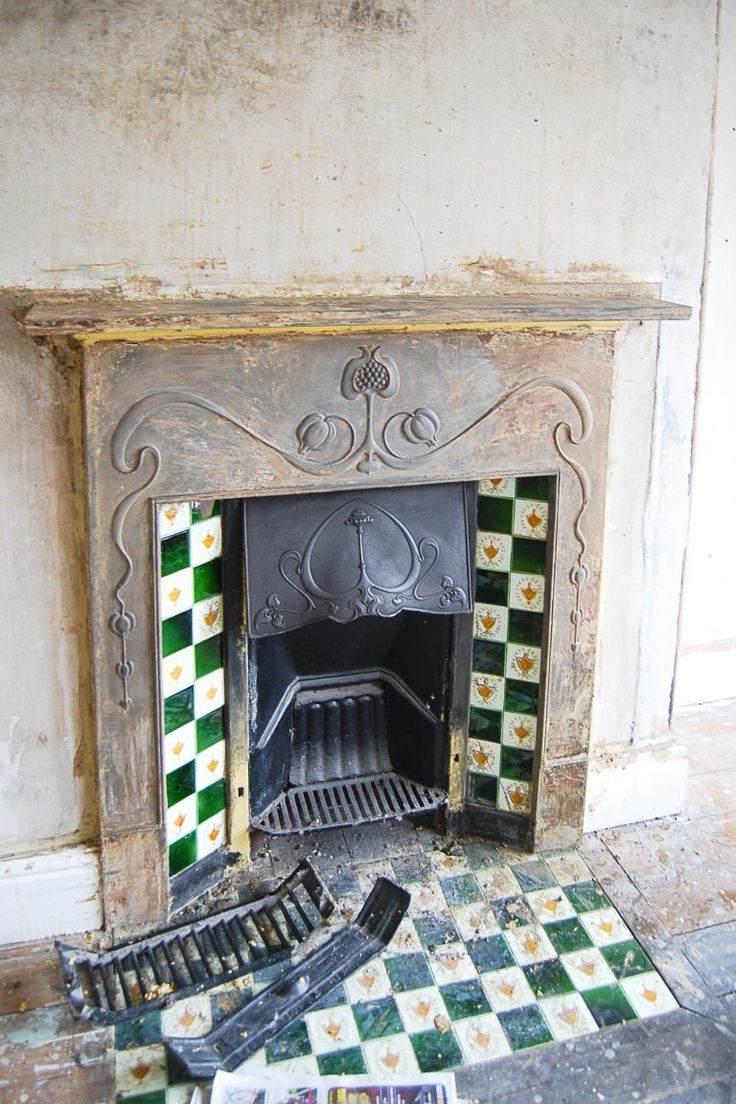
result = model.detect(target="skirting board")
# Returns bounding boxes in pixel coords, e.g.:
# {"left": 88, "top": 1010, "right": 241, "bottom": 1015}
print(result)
{"left": 0, "top": 846, "right": 102, "bottom": 946}
{"left": 584, "top": 740, "right": 688, "bottom": 832}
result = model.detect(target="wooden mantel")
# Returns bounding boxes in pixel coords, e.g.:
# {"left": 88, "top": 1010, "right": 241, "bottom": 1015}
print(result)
{"left": 22, "top": 292, "right": 691, "bottom": 344}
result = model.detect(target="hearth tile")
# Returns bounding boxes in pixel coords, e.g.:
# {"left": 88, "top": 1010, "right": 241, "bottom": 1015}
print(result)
{"left": 317, "top": 1046, "right": 368, "bottom": 1075}
{"left": 475, "top": 568, "right": 509, "bottom": 605}
{"left": 564, "top": 879, "right": 612, "bottom": 914}
{"left": 166, "top": 1084, "right": 202, "bottom": 1103}
{"left": 189, "top": 514, "right": 222, "bottom": 566}
{"left": 504, "top": 678, "right": 539, "bottom": 715}
{"left": 158, "top": 501, "right": 192, "bottom": 538}
{"left": 479, "top": 477, "right": 516, "bottom": 498}
{"left": 410, "top": 1026, "right": 464, "bottom": 1072}
{"left": 505, "top": 924, "right": 556, "bottom": 967}
{"left": 480, "top": 964, "right": 537, "bottom": 1012}
{"left": 466, "top": 933, "right": 515, "bottom": 974}
{"left": 164, "top": 687, "right": 195, "bottom": 735}
{"left": 439, "top": 979, "right": 491, "bottom": 1021}
{"left": 475, "top": 531, "right": 512, "bottom": 572}
{"left": 393, "top": 984, "right": 447, "bottom": 1034}
{"left": 163, "top": 721, "right": 196, "bottom": 773}
{"left": 115, "top": 1008, "right": 163, "bottom": 1050}
{"left": 428, "top": 941, "right": 477, "bottom": 985}
{"left": 544, "top": 850, "right": 592, "bottom": 886}
{"left": 511, "top": 536, "right": 548, "bottom": 576}
{"left": 196, "top": 809, "right": 226, "bottom": 857}
{"left": 196, "top": 778, "right": 226, "bottom": 823}
{"left": 161, "top": 531, "right": 191, "bottom": 577}
{"left": 505, "top": 642, "right": 541, "bottom": 683}
{"left": 472, "top": 639, "right": 505, "bottom": 676}
{"left": 544, "top": 917, "right": 594, "bottom": 955}
{"left": 166, "top": 793, "right": 196, "bottom": 842}
{"left": 512, "top": 498, "right": 548, "bottom": 541}
{"left": 499, "top": 746, "right": 535, "bottom": 782}
{"left": 192, "top": 594, "right": 223, "bottom": 643}
{"left": 425, "top": 846, "right": 472, "bottom": 878}
{"left": 523, "top": 958, "right": 575, "bottom": 999}
{"left": 362, "top": 1032, "right": 420, "bottom": 1076}
{"left": 161, "top": 610, "right": 193, "bottom": 657}
{"left": 305, "top": 1003, "right": 361, "bottom": 1055}
{"left": 384, "top": 952, "right": 435, "bottom": 992}
{"left": 193, "top": 668, "right": 225, "bottom": 719}
{"left": 414, "top": 912, "right": 460, "bottom": 949}
{"left": 619, "top": 971, "right": 678, "bottom": 1018}
{"left": 196, "top": 706, "right": 224, "bottom": 751}
{"left": 454, "top": 1011, "right": 512, "bottom": 1064}
{"left": 168, "top": 831, "right": 197, "bottom": 876}
{"left": 265, "top": 1017, "right": 312, "bottom": 1063}
{"left": 515, "top": 476, "right": 551, "bottom": 502}
{"left": 501, "top": 711, "right": 537, "bottom": 750}
{"left": 345, "top": 961, "right": 393, "bottom": 1004}
{"left": 390, "top": 916, "right": 423, "bottom": 954}
{"left": 509, "top": 573, "right": 546, "bottom": 614}
{"left": 161, "top": 646, "right": 195, "bottom": 699}
{"left": 115, "top": 1043, "right": 168, "bottom": 1098}
{"left": 468, "top": 707, "right": 502, "bottom": 742}
{"left": 490, "top": 893, "right": 533, "bottom": 930}
{"left": 354, "top": 860, "right": 396, "bottom": 896}
{"left": 470, "top": 672, "right": 504, "bottom": 711}
{"left": 475, "top": 864, "right": 522, "bottom": 902}
{"left": 160, "top": 567, "right": 194, "bottom": 620}
{"left": 308, "top": 983, "right": 348, "bottom": 1012}
{"left": 582, "top": 984, "right": 637, "bottom": 1027}
{"left": 450, "top": 900, "right": 501, "bottom": 941}
{"left": 390, "top": 854, "right": 430, "bottom": 883}
{"left": 526, "top": 887, "right": 576, "bottom": 925}
{"left": 538, "top": 991, "right": 598, "bottom": 1041}
{"left": 478, "top": 496, "right": 513, "bottom": 534}
{"left": 268, "top": 1054, "right": 321, "bottom": 1077}
{"left": 579, "top": 907, "right": 634, "bottom": 947}
{"left": 160, "top": 994, "right": 212, "bottom": 1038}
{"left": 497, "top": 1004, "right": 553, "bottom": 1050}
{"left": 439, "top": 873, "right": 484, "bottom": 908}
{"left": 560, "top": 947, "right": 617, "bottom": 991}
{"left": 193, "top": 558, "right": 222, "bottom": 603}
{"left": 473, "top": 602, "right": 508, "bottom": 642}
{"left": 166, "top": 762, "right": 196, "bottom": 808}
{"left": 210, "top": 984, "right": 254, "bottom": 1024}
{"left": 601, "top": 940, "right": 653, "bottom": 980}
{"left": 496, "top": 778, "right": 531, "bottom": 815}
{"left": 193, "top": 635, "right": 222, "bottom": 679}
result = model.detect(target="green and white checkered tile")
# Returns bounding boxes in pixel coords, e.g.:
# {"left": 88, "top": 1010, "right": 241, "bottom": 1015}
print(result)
{"left": 113, "top": 842, "right": 678, "bottom": 1100}
{"left": 159, "top": 501, "right": 227, "bottom": 879}
{"left": 468, "top": 476, "right": 551, "bottom": 818}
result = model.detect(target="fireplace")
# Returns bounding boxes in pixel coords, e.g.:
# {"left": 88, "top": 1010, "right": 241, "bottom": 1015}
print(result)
{"left": 23, "top": 291, "right": 689, "bottom": 937}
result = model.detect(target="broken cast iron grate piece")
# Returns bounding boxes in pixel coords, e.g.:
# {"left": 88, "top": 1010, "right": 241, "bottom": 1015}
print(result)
{"left": 252, "top": 770, "right": 447, "bottom": 834}
{"left": 165, "top": 875, "right": 410, "bottom": 1078}
{"left": 57, "top": 859, "right": 334, "bottom": 1023}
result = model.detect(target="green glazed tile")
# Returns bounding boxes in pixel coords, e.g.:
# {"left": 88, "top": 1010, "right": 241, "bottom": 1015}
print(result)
{"left": 195, "top": 635, "right": 223, "bottom": 679}
{"left": 411, "top": 1027, "right": 464, "bottom": 1072}
{"left": 504, "top": 679, "right": 539, "bottom": 715}
{"left": 414, "top": 914, "right": 460, "bottom": 949}
{"left": 476, "top": 570, "right": 509, "bottom": 605}
{"left": 468, "top": 707, "right": 502, "bottom": 742}
{"left": 544, "top": 918, "right": 594, "bottom": 955}
{"left": 500, "top": 747, "right": 535, "bottom": 782}
{"left": 478, "top": 497, "right": 513, "bottom": 534}
{"left": 516, "top": 476, "right": 550, "bottom": 502}
{"left": 384, "top": 953, "right": 434, "bottom": 993}
{"left": 116, "top": 1093, "right": 166, "bottom": 1104}
{"left": 309, "top": 984, "right": 348, "bottom": 1012}
{"left": 565, "top": 881, "right": 612, "bottom": 914}
{"left": 168, "top": 832, "right": 196, "bottom": 877}
{"left": 317, "top": 1047, "right": 367, "bottom": 1076}
{"left": 440, "top": 874, "right": 484, "bottom": 907}
{"left": 211, "top": 987, "right": 254, "bottom": 1024}
{"left": 601, "top": 941, "right": 653, "bottom": 980}
{"left": 193, "top": 559, "right": 222, "bottom": 603}
{"left": 197, "top": 778, "right": 226, "bottom": 822}
{"left": 114, "top": 1008, "right": 162, "bottom": 1049}
{"left": 352, "top": 997, "right": 403, "bottom": 1041}
{"left": 196, "top": 707, "right": 225, "bottom": 752}
{"left": 166, "top": 760, "right": 196, "bottom": 807}
{"left": 472, "top": 640, "right": 505, "bottom": 676}
{"left": 583, "top": 984, "right": 637, "bottom": 1027}
{"left": 498, "top": 1005, "right": 553, "bottom": 1051}
{"left": 511, "top": 537, "right": 548, "bottom": 575}
{"left": 466, "top": 933, "right": 515, "bottom": 973}
{"left": 467, "top": 773, "right": 498, "bottom": 806}
{"left": 511, "top": 859, "right": 555, "bottom": 892}
{"left": 191, "top": 500, "right": 222, "bottom": 523}
{"left": 265, "top": 1018, "right": 311, "bottom": 1062}
{"left": 164, "top": 686, "right": 195, "bottom": 735}
{"left": 161, "top": 531, "right": 190, "bottom": 576}
{"left": 440, "top": 979, "right": 491, "bottom": 1020}
{"left": 161, "top": 610, "right": 193, "bottom": 657}
{"left": 523, "top": 959, "right": 575, "bottom": 999}
{"left": 490, "top": 895, "right": 533, "bottom": 930}
{"left": 508, "top": 609, "right": 545, "bottom": 647}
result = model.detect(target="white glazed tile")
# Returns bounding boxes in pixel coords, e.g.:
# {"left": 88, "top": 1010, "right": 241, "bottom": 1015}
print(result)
{"left": 192, "top": 595, "right": 223, "bottom": 643}
{"left": 158, "top": 501, "right": 192, "bottom": 538}
{"left": 467, "top": 739, "right": 500, "bottom": 776}
{"left": 115, "top": 1044, "right": 168, "bottom": 1098}
{"left": 513, "top": 498, "right": 548, "bottom": 540}
{"left": 195, "top": 739, "right": 226, "bottom": 790}
{"left": 509, "top": 572, "right": 546, "bottom": 613}
{"left": 476, "top": 864, "right": 521, "bottom": 902}
{"left": 394, "top": 985, "right": 447, "bottom": 1034}
{"left": 475, "top": 531, "right": 513, "bottom": 571}
{"left": 455, "top": 1011, "right": 512, "bottom": 1064}
{"left": 539, "top": 992, "right": 599, "bottom": 1041}
{"left": 470, "top": 673, "right": 505, "bottom": 711}
{"left": 363, "top": 1033, "right": 421, "bottom": 1076}
{"left": 473, "top": 603, "right": 508, "bottom": 642}
{"left": 194, "top": 666, "right": 225, "bottom": 718}
{"left": 304, "top": 1003, "right": 360, "bottom": 1055}
{"left": 161, "top": 994, "right": 212, "bottom": 1038}
{"left": 505, "top": 643, "right": 541, "bottom": 683}
{"left": 450, "top": 900, "right": 501, "bottom": 941}
{"left": 161, "top": 645, "right": 195, "bottom": 699}
{"left": 619, "top": 971, "right": 678, "bottom": 1017}
{"left": 561, "top": 947, "right": 617, "bottom": 991}
{"left": 160, "top": 567, "right": 194, "bottom": 619}
{"left": 544, "top": 851, "right": 592, "bottom": 886}
{"left": 501, "top": 712, "right": 537, "bottom": 751}
{"left": 497, "top": 778, "right": 532, "bottom": 816}
{"left": 479, "top": 477, "right": 516, "bottom": 498}
{"left": 267, "top": 1054, "right": 321, "bottom": 1076}
{"left": 504, "top": 924, "right": 556, "bottom": 966}
{"left": 525, "top": 887, "right": 577, "bottom": 925}
{"left": 345, "top": 957, "right": 393, "bottom": 1003}
{"left": 390, "top": 916, "right": 424, "bottom": 954}
{"left": 190, "top": 514, "right": 222, "bottom": 566}
{"left": 480, "top": 965, "right": 536, "bottom": 1012}
{"left": 163, "top": 720, "right": 196, "bottom": 773}
{"left": 428, "top": 941, "right": 477, "bottom": 985}
{"left": 579, "top": 907, "right": 633, "bottom": 947}
{"left": 197, "top": 810, "right": 226, "bottom": 857}
{"left": 166, "top": 793, "right": 197, "bottom": 845}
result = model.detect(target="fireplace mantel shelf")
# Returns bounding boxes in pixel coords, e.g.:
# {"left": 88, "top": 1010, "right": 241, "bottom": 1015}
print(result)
{"left": 22, "top": 292, "right": 690, "bottom": 342}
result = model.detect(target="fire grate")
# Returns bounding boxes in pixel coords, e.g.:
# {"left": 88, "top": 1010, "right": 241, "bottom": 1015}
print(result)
{"left": 57, "top": 859, "right": 334, "bottom": 1023}
{"left": 251, "top": 771, "right": 447, "bottom": 835}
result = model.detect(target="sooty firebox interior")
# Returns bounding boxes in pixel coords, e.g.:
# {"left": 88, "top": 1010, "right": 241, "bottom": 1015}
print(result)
{"left": 243, "top": 482, "right": 475, "bottom": 835}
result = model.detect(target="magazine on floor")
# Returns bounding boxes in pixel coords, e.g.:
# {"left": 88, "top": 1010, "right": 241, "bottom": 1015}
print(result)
{"left": 203, "top": 1068, "right": 458, "bottom": 1104}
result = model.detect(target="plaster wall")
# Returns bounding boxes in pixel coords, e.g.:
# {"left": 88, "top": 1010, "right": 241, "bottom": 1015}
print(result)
{"left": 0, "top": 0, "right": 718, "bottom": 931}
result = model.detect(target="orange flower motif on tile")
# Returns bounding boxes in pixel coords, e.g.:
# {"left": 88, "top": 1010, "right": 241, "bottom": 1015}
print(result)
{"left": 357, "top": 967, "right": 377, "bottom": 991}
{"left": 207, "top": 757, "right": 219, "bottom": 773}
{"left": 414, "top": 998, "right": 432, "bottom": 1020}
{"left": 204, "top": 606, "right": 219, "bottom": 628}
{"left": 499, "top": 981, "right": 516, "bottom": 998}
{"left": 483, "top": 542, "right": 499, "bottom": 561}
{"left": 513, "top": 722, "right": 532, "bottom": 743}
{"left": 323, "top": 1018, "right": 343, "bottom": 1041}
{"left": 474, "top": 677, "right": 497, "bottom": 702}
{"left": 202, "top": 532, "right": 215, "bottom": 550}
{"left": 206, "top": 683, "right": 218, "bottom": 701}
{"left": 170, "top": 665, "right": 183, "bottom": 682}
{"left": 208, "top": 826, "right": 221, "bottom": 842}
{"left": 641, "top": 984, "right": 658, "bottom": 1003}
{"left": 130, "top": 1062, "right": 151, "bottom": 1083}
{"left": 598, "top": 919, "right": 614, "bottom": 935}
{"left": 168, "top": 586, "right": 182, "bottom": 604}
{"left": 506, "top": 784, "right": 527, "bottom": 809}
{"left": 172, "top": 740, "right": 185, "bottom": 757}
{"left": 557, "top": 1001, "right": 579, "bottom": 1026}
{"left": 521, "top": 583, "right": 537, "bottom": 604}
{"left": 514, "top": 652, "right": 535, "bottom": 676}
{"left": 489, "top": 478, "right": 503, "bottom": 487}
{"left": 580, "top": 957, "right": 597, "bottom": 978}
{"left": 472, "top": 745, "right": 490, "bottom": 768}
{"left": 542, "top": 897, "right": 560, "bottom": 913}
{"left": 164, "top": 506, "right": 179, "bottom": 522}
{"left": 523, "top": 932, "right": 539, "bottom": 954}
{"left": 380, "top": 1048, "right": 400, "bottom": 1070}
{"left": 481, "top": 612, "right": 497, "bottom": 632}
{"left": 174, "top": 813, "right": 187, "bottom": 829}
{"left": 177, "top": 1009, "right": 196, "bottom": 1029}
{"left": 526, "top": 509, "right": 543, "bottom": 530}
{"left": 436, "top": 951, "right": 460, "bottom": 972}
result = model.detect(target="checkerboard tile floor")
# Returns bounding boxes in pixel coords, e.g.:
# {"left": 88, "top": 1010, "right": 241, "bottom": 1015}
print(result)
{"left": 114, "top": 839, "right": 678, "bottom": 1101}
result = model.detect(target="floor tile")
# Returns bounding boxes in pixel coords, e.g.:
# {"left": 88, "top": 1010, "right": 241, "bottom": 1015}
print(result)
{"left": 362, "top": 1033, "right": 421, "bottom": 1076}
{"left": 564, "top": 879, "right": 612, "bottom": 913}
{"left": 351, "top": 997, "right": 404, "bottom": 1041}
{"left": 304, "top": 1004, "right": 360, "bottom": 1055}
{"left": 476, "top": 864, "right": 522, "bottom": 902}
{"left": 410, "top": 1027, "right": 464, "bottom": 1072}
{"left": 480, "top": 965, "right": 537, "bottom": 1012}
{"left": 504, "top": 923, "right": 556, "bottom": 966}
{"left": 600, "top": 939, "right": 653, "bottom": 980}
{"left": 579, "top": 906, "right": 633, "bottom": 947}
{"left": 384, "top": 952, "right": 435, "bottom": 993}
{"left": 561, "top": 947, "right": 617, "bottom": 991}
{"left": 619, "top": 971, "right": 678, "bottom": 1018}
{"left": 490, "top": 894, "right": 534, "bottom": 929}
{"left": 544, "top": 916, "right": 595, "bottom": 955}
{"left": 454, "top": 1012, "right": 512, "bottom": 1064}
{"left": 526, "top": 886, "right": 577, "bottom": 924}
{"left": 449, "top": 899, "right": 501, "bottom": 941}
{"left": 439, "top": 873, "right": 484, "bottom": 907}
{"left": 427, "top": 942, "right": 478, "bottom": 985}
{"left": 414, "top": 913, "right": 460, "bottom": 949}
{"left": 439, "top": 979, "right": 491, "bottom": 1021}
{"left": 264, "top": 1018, "right": 311, "bottom": 1063}
{"left": 523, "top": 958, "right": 575, "bottom": 999}
{"left": 344, "top": 959, "right": 392, "bottom": 1004}
{"left": 511, "top": 858, "right": 556, "bottom": 892}
{"left": 317, "top": 1046, "right": 367, "bottom": 1075}
{"left": 394, "top": 985, "right": 447, "bottom": 1034}
{"left": 466, "top": 933, "right": 515, "bottom": 974}
{"left": 498, "top": 1004, "right": 553, "bottom": 1050}
{"left": 538, "top": 991, "right": 599, "bottom": 1041}
{"left": 582, "top": 984, "right": 637, "bottom": 1027}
